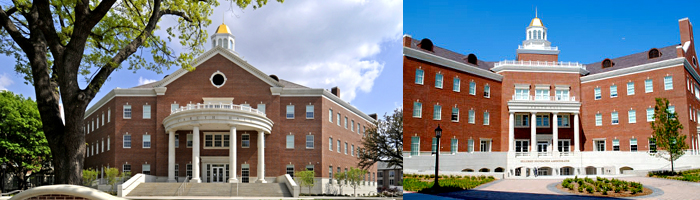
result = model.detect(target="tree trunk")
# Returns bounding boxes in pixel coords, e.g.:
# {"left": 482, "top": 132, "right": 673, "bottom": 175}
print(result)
{"left": 671, "top": 153, "right": 675, "bottom": 173}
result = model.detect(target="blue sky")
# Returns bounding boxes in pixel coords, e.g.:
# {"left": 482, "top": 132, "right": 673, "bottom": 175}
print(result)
{"left": 0, "top": 0, "right": 402, "bottom": 117}
{"left": 404, "top": 0, "right": 700, "bottom": 64}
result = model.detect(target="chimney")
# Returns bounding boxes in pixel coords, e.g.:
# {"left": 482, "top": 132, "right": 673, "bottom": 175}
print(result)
{"left": 331, "top": 86, "right": 340, "bottom": 98}
{"left": 369, "top": 113, "right": 377, "bottom": 120}
{"left": 403, "top": 34, "right": 412, "bottom": 47}
{"left": 679, "top": 18, "right": 694, "bottom": 48}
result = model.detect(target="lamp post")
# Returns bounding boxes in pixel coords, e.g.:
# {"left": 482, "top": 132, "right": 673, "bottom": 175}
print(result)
{"left": 432, "top": 125, "right": 442, "bottom": 191}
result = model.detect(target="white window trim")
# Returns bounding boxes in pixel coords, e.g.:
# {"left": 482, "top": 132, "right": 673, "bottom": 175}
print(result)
{"left": 557, "top": 114, "right": 571, "bottom": 128}
{"left": 435, "top": 73, "right": 443, "bottom": 89}
{"left": 433, "top": 105, "right": 442, "bottom": 120}
{"left": 286, "top": 105, "right": 295, "bottom": 119}
{"left": 479, "top": 139, "right": 492, "bottom": 152}
{"left": 123, "top": 134, "right": 131, "bottom": 148}
{"left": 664, "top": 76, "right": 673, "bottom": 90}
{"left": 627, "top": 82, "right": 635, "bottom": 95}
{"left": 306, "top": 135, "right": 314, "bottom": 149}
{"left": 611, "top": 112, "right": 619, "bottom": 125}
{"left": 468, "top": 110, "right": 475, "bottom": 124}
{"left": 610, "top": 85, "right": 618, "bottom": 98}
{"left": 645, "top": 79, "right": 653, "bottom": 93}
{"left": 415, "top": 69, "right": 424, "bottom": 85}
{"left": 123, "top": 105, "right": 131, "bottom": 119}
{"left": 453, "top": 77, "right": 460, "bottom": 92}
{"left": 469, "top": 81, "right": 476, "bottom": 95}
{"left": 594, "top": 88, "right": 601, "bottom": 100}
{"left": 306, "top": 105, "right": 314, "bottom": 119}
{"left": 143, "top": 105, "right": 151, "bottom": 119}
{"left": 628, "top": 110, "right": 636, "bottom": 124}
{"left": 515, "top": 114, "right": 530, "bottom": 128}
{"left": 413, "top": 102, "right": 422, "bottom": 118}
{"left": 595, "top": 113, "right": 602, "bottom": 126}
{"left": 536, "top": 114, "right": 550, "bottom": 128}
{"left": 593, "top": 139, "right": 606, "bottom": 152}
{"left": 558, "top": 139, "right": 571, "bottom": 152}
{"left": 286, "top": 134, "right": 294, "bottom": 149}
{"left": 241, "top": 134, "right": 250, "bottom": 148}
{"left": 203, "top": 132, "right": 231, "bottom": 149}
{"left": 451, "top": 107, "right": 459, "bottom": 122}
{"left": 483, "top": 111, "right": 490, "bottom": 125}
{"left": 143, "top": 134, "right": 151, "bottom": 149}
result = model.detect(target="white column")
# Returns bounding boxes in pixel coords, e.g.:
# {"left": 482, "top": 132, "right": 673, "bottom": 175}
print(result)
{"left": 696, "top": 133, "right": 700, "bottom": 155}
{"left": 191, "top": 126, "right": 201, "bottom": 183}
{"left": 228, "top": 126, "right": 238, "bottom": 183}
{"left": 168, "top": 130, "right": 176, "bottom": 182}
{"left": 531, "top": 112, "right": 537, "bottom": 157}
{"left": 509, "top": 112, "right": 515, "bottom": 152}
{"left": 574, "top": 113, "right": 580, "bottom": 153}
{"left": 552, "top": 113, "right": 559, "bottom": 157}
{"left": 256, "top": 130, "right": 267, "bottom": 183}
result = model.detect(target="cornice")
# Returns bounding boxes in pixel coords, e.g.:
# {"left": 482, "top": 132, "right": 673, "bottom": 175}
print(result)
{"left": 581, "top": 57, "right": 685, "bottom": 83}
{"left": 403, "top": 47, "right": 503, "bottom": 81}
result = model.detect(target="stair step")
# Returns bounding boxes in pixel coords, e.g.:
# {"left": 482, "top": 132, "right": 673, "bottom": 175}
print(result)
{"left": 126, "top": 182, "right": 291, "bottom": 197}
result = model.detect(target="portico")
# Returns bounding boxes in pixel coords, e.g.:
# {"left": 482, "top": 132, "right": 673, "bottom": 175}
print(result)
{"left": 163, "top": 101, "right": 273, "bottom": 183}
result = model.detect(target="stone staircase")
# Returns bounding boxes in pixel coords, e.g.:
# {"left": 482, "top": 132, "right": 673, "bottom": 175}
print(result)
{"left": 126, "top": 182, "right": 291, "bottom": 197}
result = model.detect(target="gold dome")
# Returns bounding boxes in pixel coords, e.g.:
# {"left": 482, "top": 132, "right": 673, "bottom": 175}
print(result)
{"left": 529, "top": 17, "right": 544, "bottom": 27}
{"left": 215, "top": 23, "right": 231, "bottom": 34}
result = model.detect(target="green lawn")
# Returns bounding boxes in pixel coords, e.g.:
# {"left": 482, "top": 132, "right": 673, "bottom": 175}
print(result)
{"left": 403, "top": 174, "right": 495, "bottom": 194}
{"left": 648, "top": 169, "right": 700, "bottom": 182}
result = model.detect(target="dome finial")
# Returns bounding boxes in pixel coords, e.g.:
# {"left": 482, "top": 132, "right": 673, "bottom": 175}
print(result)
{"left": 535, "top": 6, "right": 538, "bottom": 18}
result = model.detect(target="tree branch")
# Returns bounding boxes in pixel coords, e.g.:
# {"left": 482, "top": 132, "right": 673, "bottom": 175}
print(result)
{"left": 0, "top": 6, "right": 30, "bottom": 51}
{"left": 162, "top": 9, "right": 192, "bottom": 22}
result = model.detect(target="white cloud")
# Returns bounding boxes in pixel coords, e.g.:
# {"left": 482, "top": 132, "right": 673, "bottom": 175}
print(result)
{"left": 159, "top": 0, "right": 402, "bottom": 102}
{"left": 138, "top": 77, "right": 157, "bottom": 86}
{"left": 0, "top": 73, "right": 14, "bottom": 91}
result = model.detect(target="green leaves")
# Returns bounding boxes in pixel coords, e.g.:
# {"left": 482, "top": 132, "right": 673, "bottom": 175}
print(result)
{"left": 650, "top": 98, "right": 688, "bottom": 172}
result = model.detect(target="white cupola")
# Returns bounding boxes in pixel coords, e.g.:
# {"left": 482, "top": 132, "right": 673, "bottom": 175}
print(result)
{"left": 517, "top": 10, "right": 559, "bottom": 55}
{"left": 211, "top": 23, "right": 235, "bottom": 51}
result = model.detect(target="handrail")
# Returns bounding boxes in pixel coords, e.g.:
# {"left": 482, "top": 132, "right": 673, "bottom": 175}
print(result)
{"left": 0, "top": 189, "right": 23, "bottom": 196}
{"left": 121, "top": 174, "right": 143, "bottom": 191}
{"left": 171, "top": 103, "right": 266, "bottom": 117}
{"left": 495, "top": 60, "right": 585, "bottom": 69}
{"left": 176, "top": 176, "right": 190, "bottom": 196}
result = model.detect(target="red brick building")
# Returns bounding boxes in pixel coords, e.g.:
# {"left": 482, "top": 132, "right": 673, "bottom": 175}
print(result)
{"left": 404, "top": 17, "right": 700, "bottom": 177}
{"left": 82, "top": 24, "right": 377, "bottom": 194}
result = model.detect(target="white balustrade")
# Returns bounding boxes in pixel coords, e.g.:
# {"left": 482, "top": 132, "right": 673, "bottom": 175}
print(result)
{"left": 518, "top": 45, "right": 559, "bottom": 50}
{"left": 537, "top": 152, "right": 552, "bottom": 157}
{"left": 511, "top": 95, "right": 577, "bottom": 102}
{"left": 515, "top": 152, "right": 530, "bottom": 157}
{"left": 171, "top": 102, "right": 266, "bottom": 117}
{"left": 495, "top": 60, "right": 586, "bottom": 69}
{"left": 559, "top": 152, "right": 573, "bottom": 157}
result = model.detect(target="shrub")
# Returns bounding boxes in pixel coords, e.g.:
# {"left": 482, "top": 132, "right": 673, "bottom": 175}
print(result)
{"left": 602, "top": 190, "right": 608, "bottom": 195}
{"left": 614, "top": 186, "right": 621, "bottom": 193}
{"left": 577, "top": 184, "right": 584, "bottom": 193}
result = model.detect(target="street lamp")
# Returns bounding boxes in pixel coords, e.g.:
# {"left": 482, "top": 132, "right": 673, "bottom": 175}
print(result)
{"left": 432, "top": 125, "right": 442, "bottom": 191}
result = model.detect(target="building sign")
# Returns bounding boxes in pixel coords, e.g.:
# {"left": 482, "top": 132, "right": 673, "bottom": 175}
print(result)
{"left": 520, "top": 159, "right": 570, "bottom": 163}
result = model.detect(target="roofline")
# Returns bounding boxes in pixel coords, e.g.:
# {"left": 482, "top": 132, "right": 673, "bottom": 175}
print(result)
{"left": 581, "top": 57, "right": 686, "bottom": 83}
{"left": 84, "top": 88, "right": 158, "bottom": 119}
{"left": 403, "top": 46, "right": 503, "bottom": 81}
{"left": 273, "top": 87, "right": 376, "bottom": 123}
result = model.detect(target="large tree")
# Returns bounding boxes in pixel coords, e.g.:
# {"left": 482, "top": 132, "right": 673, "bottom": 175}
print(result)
{"left": 650, "top": 97, "right": 688, "bottom": 172}
{"left": 0, "top": 91, "right": 51, "bottom": 190}
{"left": 0, "top": 0, "right": 282, "bottom": 185}
{"left": 358, "top": 108, "right": 402, "bottom": 169}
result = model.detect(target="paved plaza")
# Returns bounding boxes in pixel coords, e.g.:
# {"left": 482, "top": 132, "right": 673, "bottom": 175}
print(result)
{"left": 405, "top": 176, "right": 700, "bottom": 199}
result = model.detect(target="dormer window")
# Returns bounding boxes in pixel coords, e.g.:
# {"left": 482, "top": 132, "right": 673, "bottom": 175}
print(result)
{"left": 419, "top": 38, "right": 434, "bottom": 52}
{"left": 602, "top": 59, "right": 614, "bottom": 68}
{"left": 648, "top": 48, "right": 661, "bottom": 59}
{"left": 467, "top": 54, "right": 477, "bottom": 65}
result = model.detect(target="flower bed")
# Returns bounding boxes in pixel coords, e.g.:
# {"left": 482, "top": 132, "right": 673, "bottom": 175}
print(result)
{"left": 557, "top": 176, "right": 651, "bottom": 197}
{"left": 648, "top": 169, "right": 700, "bottom": 182}
{"left": 403, "top": 174, "right": 495, "bottom": 194}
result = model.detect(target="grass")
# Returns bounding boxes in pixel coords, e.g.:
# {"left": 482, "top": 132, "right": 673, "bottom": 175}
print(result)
{"left": 648, "top": 169, "right": 700, "bottom": 182}
{"left": 559, "top": 176, "right": 648, "bottom": 197}
{"left": 403, "top": 174, "right": 495, "bottom": 194}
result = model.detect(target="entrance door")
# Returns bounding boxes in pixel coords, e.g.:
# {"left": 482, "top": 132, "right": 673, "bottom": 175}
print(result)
{"left": 537, "top": 141, "right": 549, "bottom": 156}
{"left": 211, "top": 167, "right": 224, "bottom": 182}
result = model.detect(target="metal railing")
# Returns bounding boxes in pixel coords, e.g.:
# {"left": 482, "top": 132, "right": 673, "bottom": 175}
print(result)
{"left": 511, "top": 95, "right": 577, "bottom": 102}
{"left": 495, "top": 60, "right": 585, "bottom": 69}
{"left": 515, "top": 152, "right": 530, "bottom": 157}
{"left": 537, "top": 152, "right": 552, "bottom": 157}
{"left": 171, "top": 103, "right": 266, "bottom": 117}
{"left": 559, "top": 152, "right": 573, "bottom": 156}
{"left": 176, "top": 176, "right": 190, "bottom": 196}
{"left": 518, "top": 45, "right": 559, "bottom": 50}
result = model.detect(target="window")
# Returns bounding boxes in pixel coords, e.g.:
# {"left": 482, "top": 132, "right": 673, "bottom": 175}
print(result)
{"left": 107, "top": 137, "right": 110, "bottom": 150}
{"left": 536, "top": 114, "right": 549, "bottom": 127}
{"left": 411, "top": 136, "right": 420, "bottom": 156}
{"left": 468, "top": 110, "right": 475, "bottom": 124}
{"left": 630, "top": 139, "right": 638, "bottom": 152}
{"left": 649, "top": 48, "right": 660, "bottom": 58}
{"left": 123, "top": 105, "right": 131, "bottom": 119}
{"left": 483, "top": 111, "right": 489, "bottom": 125}
{"left": 594, "top": 88, "right": 601, "bottom": 100}
{"left": 142, "top": 164, "right": 151, "bottom": 175}
{"left": 451, "top": 107, "right": 459, "bottom": 122}
{"left": 204, "top": 133, "right": 230, "bottom": 148}
{"left": 351, "top": 120, "right": 355, "bottom": 132}
{"left": 413, "top": 102, "right": 422, "bottom": 118}
{"left": 286, "top": 135, "right": 294, "bottom": 149}
{"left": 107, "top": 109, "right": 111, "bottom": 122}
{"left": 465, "top": 81, "right": 474, "bottom": 95}
{"left": 431, "top": 137, "right": 437, "bottom": 153}
{"left": 647, "top": 108, "right": 654, "bottom": 122}
{"left": 344, "top": 117, "right": 348, "bottom": 129}
{"left": 535, "top": 89, "right": 549, "bottom": 100}
{"left": 453, "top": 77, "right": 460, "bottom": 92}
{"left": 186, "top": 164, "right": 192, "bottom": 178}
{"left": 594, "top": 140, "right": 605, "bottom": 151}
{"left": 515, "top": 89, "right": 529, "bottom": 100}
{"left": 433, "top": 105, "right": 441, "bottom": 120}
{"left": 344, "top": 142, "right": 348, "bottom": 154}
{"left": 557, "top": 114, "right": 570, "bottom": 127}
{"left": 435, "top": 73, "right": 443, "bottom": 88}
{"left": 174, "top": 164, "right": 179, "bottom": 177}
{"left": 628, "top": 110, "right": 636, "bottom": 123}
{"left": 555, "top": 90, "right": 569, "bottom": 101}
{"left": 602, "top": 59, "right": 612, "bottom": 68}
{"left": 102, "top": 113, "right": 105, "bottom": 126}
{"left": 389, "top": 171, "right": 395, "bottom": 186}
{"left": 468, "top": 139, "right": 474, "bottom": 152}
{"left": 610, "top": 85, "right": 617, "bottom": 97}
{"left": 329, "top": 109, "right": 333, "bottom": 122}
{"left": 664, "top": 76, "right": 673, "bottom": 90}
{"left": 649, "top": 138, "right": 657, "bottom": 153}
{"left": 123, "top": 164, "right": 131, "bottom": 173}
{"left": 143, "top": 105, "right": 151, "bottom": 119}
{"left": 306, "top": 105, "right": 314, "bottom": 119}
{"left": 415, "top": 69, "right": 424, "bottom": 84}
{"left": 306, "top": 135, "right": 314, "bottom": 149}
{"left": 337, "top": 140, "right": 341, "bottom": 152}
{"left": 611, "top": 112, "right": 619, "bottom": 125}
{"left": 627, "top": 82, "right": 635, "bottom": 95}
{"left": 257, "top": 104, "right": 266, "bottom": 114}
{"left": 484, "top": 85, "right": 490, "bottom": 98}
{"left": 286, "top": 165, "right": 294, "bottom": 177}
{"left": 242, "top": 134, "right": 250, "bottom": 148}
{"left": 174, "top": 134, "right": 180, "bottom": 147}
{"left": 645, "top": 79, "right": 653, "bottom": 93}
{"left": 351, "top": 145, "right": 354, "bottom": 156}
{"left": 515, "top": 114, "right": 529, "bottom": 127}
{"left": 451, "top": 139, "right": 458, "bottom": 154}
{"left": 595, "top": 113, "right": 602, "bottom": 126}
{"left": 286, "top": 105, "right": 294, "bottom": 119}
{"left": 337, "top": 113, "right": 341, "bottom": 126}
{"left": 668, "top": 106, "right": 675, "bottom": 115}
{"left": 612, "top": 139, "right": 620, "bottom": 151}
{"left": 480, "top": 140, "right": 491, "bottom": 152}
{"left": 329, "top": 137, "right": 333, "bottom": 151}
{"left": 143, "top": 134, "right": 151, "bottom": 148}
{"left": 187, "top": 134, "right": 193, "bottom": 147}
{"left": 123, "top": 135, "right": 131, "bottom": 148}
{"left": 558, "top": 140, "right": 570, "bottom": 152}
{"left": 171, "top": 104, "right": 179, "bottom": 112}
{"left": 329, "top": 166, "right": 333, "bottom": 183}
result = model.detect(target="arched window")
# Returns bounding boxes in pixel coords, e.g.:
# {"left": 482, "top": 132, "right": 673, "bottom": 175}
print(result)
{"left": 224, "top": 39, "right": 228, "bottom": 49}
{"left": 543, "top": 32, "right": 546, "bottom": 40}
{"left": 419, "top": 38, "right": 434, "bottom": 52}
{"left": 538, "top": 30, "right": 542, "bottom": 39}
{"left": 648, "top": 48, "right": 660, "bottom": 59}
{"left": 229, "top": 40, "right": 233, "bottom": 49}
{"left": 218, "top": 38, "right": 223, "bottom": 47}
{"left": 467, "top": 54, "right": 477, "bottom": 65}
{"left": 528, "top": 31, "right": 531, "bottom": 40}
{"left": 602, "top": 59, "right": 613, "bottom": 68}
{"left": 693, "top": 57, "right": 698, "bottom": 67}
{"left": 212, "top": 39, "right": 216, "bottom": 48}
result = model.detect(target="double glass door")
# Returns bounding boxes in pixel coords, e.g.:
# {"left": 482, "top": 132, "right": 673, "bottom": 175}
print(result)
{"left": 211, "top": 167, "right": 225, "bottom": 182}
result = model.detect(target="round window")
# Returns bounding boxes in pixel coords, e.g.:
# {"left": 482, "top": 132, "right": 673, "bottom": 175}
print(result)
{"left": 210, "top": 71, "right": 227, "bottom": 88}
